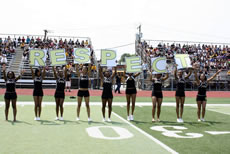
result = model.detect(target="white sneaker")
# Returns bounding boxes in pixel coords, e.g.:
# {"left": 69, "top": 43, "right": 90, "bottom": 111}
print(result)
{"left": 60, "top": 117, "right": 64, "bottom": 121}
{"left": 180, "top": 118, "right": 184, "bottom": 123}
{"left": 37, "top": 117, "right": 40, "bottom": 121}
{"left": 76, "top": 117, "right": 80, "bottom": 121}
{"left": 88, "top": 118, "right": 92, "bottom": 122}
{"left": 34, "top": 117, "right": 38, "bottom": 121}
{"left": 201, "top": 118, "right": 205, "bottom": 122}
{"left": 55, "top": 117, "right": 59, "bottom": 121}
{"left": 107, "top": 118, "right": 111, "bottom": 122}
{"left": 102, "top": 118, "right": 106, "bottom": 122}
{"left": 177, "top": 118, "right": 180, "bottom": 123}
{"left": 130, "top": 115, "right": 134, "bottom": 121}
{"left": 127, "top": 116, "right": 130, "bottom": 121}
{"left": 157, "top": 119, "right": 160, "bottom": 122}
{"left": 198, "top": 119, "right": 201, "bottom": 122}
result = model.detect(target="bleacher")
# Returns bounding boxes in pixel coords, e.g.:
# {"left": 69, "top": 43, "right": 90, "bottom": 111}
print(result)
{"left": 1, "top": 34, "right": 229, "bottom": 91}
{"left": 0, "top": 34, "right": 100, "bottom": 89}
{"left": 135, "top": 39, "right": 230, "bottom": 91}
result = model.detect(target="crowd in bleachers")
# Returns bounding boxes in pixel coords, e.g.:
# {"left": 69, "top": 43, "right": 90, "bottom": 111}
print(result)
{"left": 0, "top": 36, "right": 16, "bottom": 61}
{"left": 0, "top": 35, "right": 93, "bottom": 62}
{"left": 139, "top": 41, "right": 230, "bottom": 75}
{"left": 0, "top": 35, "right": 97, "bottom": 80}
{"left": 17, "top": 36, "right": 96, "bottom": 79}
{"left": 21, "top": 36, "right": 93, "bottom": 62}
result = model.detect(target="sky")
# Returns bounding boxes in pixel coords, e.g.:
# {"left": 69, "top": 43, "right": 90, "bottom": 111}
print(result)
{"left": 1, "top": 0, "right": 230, "bottom": 60}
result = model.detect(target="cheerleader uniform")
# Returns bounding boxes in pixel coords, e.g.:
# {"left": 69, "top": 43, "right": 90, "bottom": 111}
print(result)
{"left": 4, "top": 78, "right": 17, "bottom": 100}
{"left": 54, "top": 77, "right": 66, "bottom": 99}
{"left": 125, "top": 76, "right": 137, "bottom": 95}
{"left": 196, "top": 81, "right": 207, "bottom": 101}
{"left": 175, "top": 77, "right": 185, "bottom": 97}
{"left": 33, "top": 76, "right": 43, "bottom": 96}
{"left": 102, "top": 76, "right": 113, "bottom": 99}
{"left": 77, "top": 75, "right": 90, "bottom": 97}
{"left": 152, "top": 78, "right": 163, "bottom": 98}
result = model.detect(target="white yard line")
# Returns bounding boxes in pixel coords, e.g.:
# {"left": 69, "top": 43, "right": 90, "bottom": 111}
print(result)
{"left": 205, "top": 109, "right": 230, "bottom": 115}
{"left": 112, "top": 111, "right": 178, "bottom": 154}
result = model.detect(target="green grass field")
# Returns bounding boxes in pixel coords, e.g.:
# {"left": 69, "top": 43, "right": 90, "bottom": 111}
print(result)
{"left": 0, "top": 96, "right": 230, "bottom": 154}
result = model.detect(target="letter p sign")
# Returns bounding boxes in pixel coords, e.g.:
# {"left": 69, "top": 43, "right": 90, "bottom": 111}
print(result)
{"left": 101, "top": 50, "right": 116, "bottom": 66}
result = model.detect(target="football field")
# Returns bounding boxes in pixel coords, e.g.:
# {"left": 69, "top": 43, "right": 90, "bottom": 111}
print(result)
{"left": 0, "top": 95, "right": 230, "bottom": 154}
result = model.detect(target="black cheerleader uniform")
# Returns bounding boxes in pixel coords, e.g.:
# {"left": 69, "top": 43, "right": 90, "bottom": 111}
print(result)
{"left": 33, "top": 76, "right": 44, "bottom": 96}
{"left": 175, "top": 77, "right": 185, "bottom": 97}
{"left": 77, "top": 75, "right": 90, "bottom": 97}
{"left": 125, "top": 76, "right": 137, "bottom": 94}
{"left": 196, "top": 81, "right": 207, "bottom": 101}
{"left": 54, "top": 77, "right": 65, "bottom": 99}
{"left": 4, "top": 78, "right": 17, "bottom": 100}
{"left": 152, "top": 78, "right": 163, "bottom": 98}
{"left": 102, "top": 76, "right": 113, "bottom": 99}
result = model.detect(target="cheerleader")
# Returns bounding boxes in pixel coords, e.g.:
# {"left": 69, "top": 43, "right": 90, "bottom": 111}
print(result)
{"left": 75, "top": 64, "right": 92, "bottom": 121}
{"left": 30, "top": 66, "right": 46, "bottom": 121}
{"left": 3, "top": 65, "right": 25, "bottom": 121}
{"left": 52, "top": 66, "right": 67, "bottom": 120}
{"left": 99, "top": 66, "right": 117, "bottom": 122}
{"left": 174, "top": 65, "right": 192, "bottom": 123}
{"left": 124, "top": 68, "right": 141, "bottom": 121}
{"left": 194, "top": 68, "right": 222, "bottom": 122}
{"left": 150, "top": 69, "right": 169, "bottom": 122}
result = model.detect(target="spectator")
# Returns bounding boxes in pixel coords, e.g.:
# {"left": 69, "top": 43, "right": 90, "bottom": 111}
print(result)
{"left": 65, "top": 70, "right": 71, "bottom": 92}
{"left": 22, "top": 36, "right": 25, "bottom": 43}
{"left": 26, "top": 36, "right": 31, "bottom": 44}
{"left": 115, "top": 73, "right": 122, "bottom": 94}
{"left": 142, "top": 62, "right": 148, "bottom": 79}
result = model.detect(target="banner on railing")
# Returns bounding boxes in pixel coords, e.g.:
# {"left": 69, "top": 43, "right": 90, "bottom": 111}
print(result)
{"left": 101, "top": 49, "right": 117, "bottom": 67}
{"left": 125, "top": 56, "right": 142, "bottom": 73}
{"left": 175, "top": 54, "right": 192, "bottom": 69}
{"left": 151, "top": 57, "right": 167, "bottom": 74}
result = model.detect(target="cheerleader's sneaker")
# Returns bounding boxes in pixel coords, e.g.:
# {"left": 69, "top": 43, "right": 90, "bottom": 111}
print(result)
{"left": 130, "top": 115, "right": 134, "bottom": 121}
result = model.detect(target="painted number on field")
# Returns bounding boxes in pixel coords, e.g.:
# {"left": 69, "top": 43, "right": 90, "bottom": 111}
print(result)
{"left": 86, "top": 126, "right": 133, "bottom": 140}
{"left": 150, "top": 126, "right": 203, "bottom": 138}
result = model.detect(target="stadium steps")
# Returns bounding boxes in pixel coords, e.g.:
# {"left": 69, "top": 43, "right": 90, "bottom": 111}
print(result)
{"left": 8, "top": 48, "right": 24, "bottom": 76}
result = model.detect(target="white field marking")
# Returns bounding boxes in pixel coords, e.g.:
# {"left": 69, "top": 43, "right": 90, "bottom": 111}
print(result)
{"left": 205, "top": 109, "right": 230, "bottom": 116}
{"left": 111, "top": 111, "right": 178, "bottom": 154}
{"left": 151, "top": 126, "right": 203, "bottom": 139}
{"left": 0, "top": 102, "right": 229, "bottom": 107}
{"left": 137, "top": 105, "right": 143, "bottom": 108}
{"left": 205, "top": 131, "right": 230, "bottom": 135}
{"left": 86, "top": 126, "right": 134, "bottom": 140}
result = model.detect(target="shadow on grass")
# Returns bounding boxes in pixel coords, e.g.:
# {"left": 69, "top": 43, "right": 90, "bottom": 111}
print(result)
{"left": 132, "top": 120, "right": 150, "bottom": 124}
{"left": 39, "top": 120, "right": 60, "bottom": 125}
{"left": 10, "top": 120, "right": 32, "bottom": 125}
{"left": 62, "top": 120, "right": 80, "bottom": 125}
